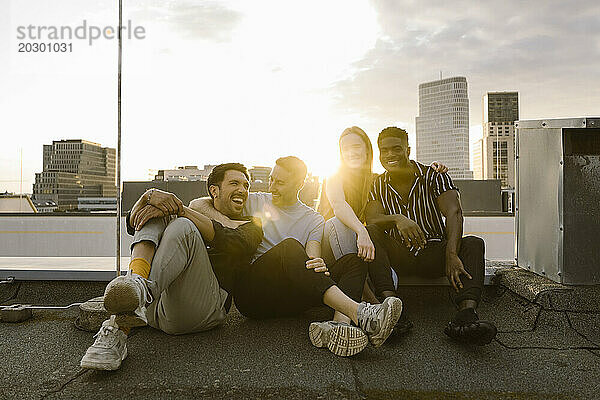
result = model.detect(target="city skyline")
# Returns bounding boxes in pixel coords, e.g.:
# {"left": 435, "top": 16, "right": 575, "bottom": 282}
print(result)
{"left": 2, "top": 0, "right": 599, "bottom": 194}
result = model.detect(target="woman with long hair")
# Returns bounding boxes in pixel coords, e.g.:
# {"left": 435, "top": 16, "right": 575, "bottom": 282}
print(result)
{"left": 318, "top": 126, "right": 378, "bottom": 264}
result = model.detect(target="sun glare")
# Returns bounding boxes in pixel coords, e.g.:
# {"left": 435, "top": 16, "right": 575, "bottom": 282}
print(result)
{"left": 1, "top": 0, "right": 382, "bottom": 190}
{"left": 304, "top": 151, "right": 341, "bottom": 181}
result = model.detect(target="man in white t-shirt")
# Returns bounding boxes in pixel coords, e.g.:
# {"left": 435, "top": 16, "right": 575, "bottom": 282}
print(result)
{"left": 192, "top": 156, "right": 403, "bottom": 357}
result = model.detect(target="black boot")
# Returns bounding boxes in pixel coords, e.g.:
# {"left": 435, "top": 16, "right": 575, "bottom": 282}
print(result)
{"left": 392, "top": 312, "right": 414, "bottom": 336}
{"left": 444, "top": 308, "right": 497, "bottom": 345}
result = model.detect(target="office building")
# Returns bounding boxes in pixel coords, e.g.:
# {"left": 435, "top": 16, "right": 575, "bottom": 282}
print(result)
{"left": 32, "top": 140, "right": 116, "bottom": 211}
{"left": 472, "top": 139, "right": 484, "bottom": 180}
{"left": 473, "top": 92, "right": 519, "bottom": 188}
{"left": 77, "top": 197, "right": 117, "bottom": 212}
{"left": 153, "top": 165, "right": 216, "bottom": 182}
{"left": 248, "top": 166, "right": 271, "bottom": 192}
{"left": 32, "top": 199, "right": 58, "bottom": 213}
{"left": 416, "top": 76, "right": 473, "bottom": 179}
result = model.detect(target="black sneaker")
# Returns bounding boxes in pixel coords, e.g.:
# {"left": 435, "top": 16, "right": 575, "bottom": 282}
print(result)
{"left": 443, "top": 308, "right": 497, "bottom": 345}
{"left": 392, "top": 312, "right": 414, "bottom": 336}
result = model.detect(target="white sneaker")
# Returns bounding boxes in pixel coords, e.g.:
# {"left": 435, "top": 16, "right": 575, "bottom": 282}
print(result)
{"left": 309, "top": 321, "right": 368, "bottom": 357}
{"left": 103, "top": 271, "right": 152, "bottom": 328}
{"left": 80, "top": 315, "right": 128, "bottom": 370}
{"left": 357, "top": 297, "right": 403, "bottom": 347}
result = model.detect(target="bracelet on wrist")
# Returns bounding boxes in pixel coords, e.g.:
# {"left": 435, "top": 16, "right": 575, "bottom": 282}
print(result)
{"left": 147, "top": 189, "right": 154, "bottom": 204}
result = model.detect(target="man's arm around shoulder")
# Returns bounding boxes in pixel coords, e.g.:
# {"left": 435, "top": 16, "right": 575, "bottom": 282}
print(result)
{"left": 189, "top": 197, "right": 245, "bottom": 229}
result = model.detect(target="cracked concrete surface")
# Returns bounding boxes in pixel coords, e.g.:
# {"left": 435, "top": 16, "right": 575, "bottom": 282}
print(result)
{"left": 1, "top": 279, "right": 599, "bottom": 399}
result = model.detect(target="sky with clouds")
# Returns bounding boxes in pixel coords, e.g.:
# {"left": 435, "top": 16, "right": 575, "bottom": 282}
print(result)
{"left": 1, "top": 0, "right": 599, "bottom": 194}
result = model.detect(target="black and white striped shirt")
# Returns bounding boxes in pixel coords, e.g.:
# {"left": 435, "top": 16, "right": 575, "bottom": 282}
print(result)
{"left": 368, "top": 161, "right": 458, "bottom": 248}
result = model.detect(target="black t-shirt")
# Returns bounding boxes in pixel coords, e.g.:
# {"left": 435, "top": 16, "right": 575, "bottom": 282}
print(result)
{"left": 206, "top": 217, "right": 263, "bottom": 293}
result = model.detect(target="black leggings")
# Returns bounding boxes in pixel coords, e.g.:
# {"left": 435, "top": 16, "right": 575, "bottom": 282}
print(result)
{"left": 366, "top": 225, "right": 485, "bottom": 305}
{"left": 233, "top": 238, "right": 367, "bottom": 319}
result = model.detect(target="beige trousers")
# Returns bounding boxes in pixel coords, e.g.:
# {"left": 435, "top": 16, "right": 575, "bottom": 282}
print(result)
{"left": 132, "top": 217, "right": 228, "bottom": 335}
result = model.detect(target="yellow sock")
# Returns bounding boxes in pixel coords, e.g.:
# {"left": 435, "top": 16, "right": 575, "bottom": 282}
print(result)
{"left": 129, "top": 258, "right": 151, "bottom": 279}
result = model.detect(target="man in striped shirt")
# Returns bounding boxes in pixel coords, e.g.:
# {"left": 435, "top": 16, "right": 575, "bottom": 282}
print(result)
{"left": 365, "top": 127, "right": 497, "bottom": 345}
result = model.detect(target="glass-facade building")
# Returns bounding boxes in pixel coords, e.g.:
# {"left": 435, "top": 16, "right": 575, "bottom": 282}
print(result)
{"left": 416, "top": 77, "right": 473, "bottom": 179}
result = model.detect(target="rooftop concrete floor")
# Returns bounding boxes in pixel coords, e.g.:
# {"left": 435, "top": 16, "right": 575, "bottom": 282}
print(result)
{"left": 1, "top": 276, "right": 599, "bottom": 400}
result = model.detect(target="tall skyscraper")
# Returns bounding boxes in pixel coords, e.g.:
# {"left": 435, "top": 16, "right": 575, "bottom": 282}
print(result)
{"left": 32, "top": 140, "right": 116, "bottom": 210}
{"left": 416, "top": 76, "right": 473, "bottom": 179}
{"left": 472, "top": 92, "right": 518, "bottom": 188}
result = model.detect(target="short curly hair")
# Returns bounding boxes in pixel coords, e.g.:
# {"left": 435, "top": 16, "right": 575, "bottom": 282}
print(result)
{"left": 207, "top": 163, "right": 249, "bottom": 199}
{"left": 377, "top": 127, "right": 409, "bottom": 146}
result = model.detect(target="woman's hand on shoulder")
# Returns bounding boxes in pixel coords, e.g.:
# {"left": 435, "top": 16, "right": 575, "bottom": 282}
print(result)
{"left": 431, "top": 161, "right": 448, "bottom": 174}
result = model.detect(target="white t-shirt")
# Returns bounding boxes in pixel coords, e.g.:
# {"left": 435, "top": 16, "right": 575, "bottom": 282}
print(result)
{"left": 244, "top": 192, "right": 324, "bottom": 261}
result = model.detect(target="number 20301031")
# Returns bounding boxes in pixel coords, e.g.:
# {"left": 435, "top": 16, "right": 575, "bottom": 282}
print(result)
{"left": 18, "top": 42, "right": 73, "bottom": 53}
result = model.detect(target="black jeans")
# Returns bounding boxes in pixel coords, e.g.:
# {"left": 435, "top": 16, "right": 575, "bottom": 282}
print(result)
{"left": 234, "top": 238, "right": 367, "bottom": 319}
{"left": 366, "top": 225, "right": 485, "bottom": 305}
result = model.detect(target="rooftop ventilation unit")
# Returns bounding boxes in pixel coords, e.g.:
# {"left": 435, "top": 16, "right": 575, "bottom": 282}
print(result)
{"left": 516, "top": 117, "right": 600, "bottom": 284}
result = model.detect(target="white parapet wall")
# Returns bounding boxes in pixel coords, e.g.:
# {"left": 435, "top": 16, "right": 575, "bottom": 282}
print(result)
{"left": 0, "top": 216, "right": 133, "bottom": 257}
{"left": 463, "top": 215, "right": 515, "bottom": 261}
{"left": 0, "top": 215, "right": 515, "bottom": 260}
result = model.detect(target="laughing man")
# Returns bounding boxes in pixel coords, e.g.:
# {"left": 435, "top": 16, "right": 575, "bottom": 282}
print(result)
{"left": 80, "top": 163, "right": 263, "bottom": 370}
